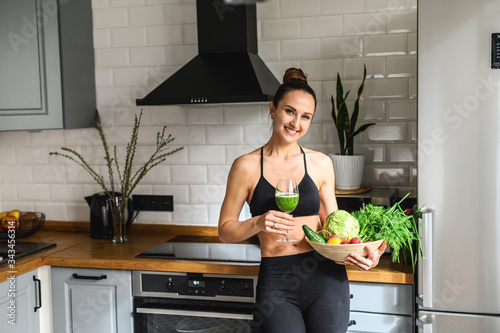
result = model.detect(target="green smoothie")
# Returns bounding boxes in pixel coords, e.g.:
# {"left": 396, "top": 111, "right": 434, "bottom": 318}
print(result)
{"left": 275, "top": 193, "right": 299, "bottom": 213}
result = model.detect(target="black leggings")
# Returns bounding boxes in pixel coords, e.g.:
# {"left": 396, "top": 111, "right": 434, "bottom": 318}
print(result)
{"left": 255, "top": 251, "right": 350, "bottom": 333}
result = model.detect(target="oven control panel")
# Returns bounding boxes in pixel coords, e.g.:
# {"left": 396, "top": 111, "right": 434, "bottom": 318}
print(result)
{"left": 132, "top": 271, "right": 257, "bottom": 302}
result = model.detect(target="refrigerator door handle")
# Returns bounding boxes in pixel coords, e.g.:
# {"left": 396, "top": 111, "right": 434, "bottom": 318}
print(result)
{"left": 417, "top": 209, "right": 433, "bottom": 308}
{"left": 416, "top": 316, "right": 433, "bottom": 333}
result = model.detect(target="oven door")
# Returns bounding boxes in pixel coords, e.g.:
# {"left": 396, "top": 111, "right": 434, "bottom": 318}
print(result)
{"left": 134, "top": 297, "right": 260, "bottom": 333}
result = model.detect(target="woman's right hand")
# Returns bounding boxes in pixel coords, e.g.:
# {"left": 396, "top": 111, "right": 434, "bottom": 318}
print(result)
{"left": 260, "top": 210, "right": 295, "bottom": 235}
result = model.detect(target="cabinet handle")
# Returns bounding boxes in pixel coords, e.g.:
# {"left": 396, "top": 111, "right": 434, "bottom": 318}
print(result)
{"left": 72, "top": 273, "right": 107, "bottom": 280}
{"left": 348, "top": 320, "right": 356, "bottom": 327}
{"left": 33, "top": 276, "right": 42, "bottom": 312}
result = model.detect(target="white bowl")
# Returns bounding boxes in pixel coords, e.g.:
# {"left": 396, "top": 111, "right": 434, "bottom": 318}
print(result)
{"left": 305, "top": 238, "right": 384, "bottom": 265}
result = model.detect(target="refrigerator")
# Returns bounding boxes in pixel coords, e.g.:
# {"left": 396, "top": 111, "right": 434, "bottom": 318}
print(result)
{"left": 417, "top": 0, "right": 500, "bottom": 331}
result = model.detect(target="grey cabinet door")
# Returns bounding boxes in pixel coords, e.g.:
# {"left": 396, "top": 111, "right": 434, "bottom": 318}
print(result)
{"left": 51, "top": 267, "right": 133, "bottom": 333}
{"left": 0, "top": 0, "right": 64, "bottom": 131}
{"left": 0, "top": 270, "right": 41, "bottom": 333}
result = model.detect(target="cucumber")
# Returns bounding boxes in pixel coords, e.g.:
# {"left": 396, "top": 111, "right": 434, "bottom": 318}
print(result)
{"left": 302, "top": 225, "right": 327, "bottom": 243}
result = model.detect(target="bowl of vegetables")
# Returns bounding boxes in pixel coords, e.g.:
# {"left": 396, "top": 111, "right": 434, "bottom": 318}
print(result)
{"left": 304, "top": 236, "right": 384, "bottom": 265}
{"left": 303, "top": 193, "right": 423, "bottom": 270}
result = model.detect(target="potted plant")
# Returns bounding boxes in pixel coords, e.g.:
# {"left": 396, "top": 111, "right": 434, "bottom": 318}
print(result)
{"left": 50, "top": 110, "right": 183, "bottom": 242}
{"left": 330, "top": 64, "right": 375, "bottom": 190}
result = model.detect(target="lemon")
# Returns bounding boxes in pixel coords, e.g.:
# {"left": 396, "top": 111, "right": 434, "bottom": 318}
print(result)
{"left": 327, "top": 235, "right": 342, "bottom": 245}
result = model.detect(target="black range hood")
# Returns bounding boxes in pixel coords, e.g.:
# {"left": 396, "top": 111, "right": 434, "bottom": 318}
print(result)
{"left": 136, "top": 0, "right": 280, "bottom": 106}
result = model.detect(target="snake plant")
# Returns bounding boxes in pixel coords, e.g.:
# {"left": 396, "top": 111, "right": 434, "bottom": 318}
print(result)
{"left": 331, "top": 64, "right": 376, "bottom": 155}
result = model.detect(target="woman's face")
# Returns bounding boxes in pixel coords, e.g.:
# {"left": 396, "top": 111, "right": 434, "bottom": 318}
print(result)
{"left": 270, "top": 90, "right": 315, "bottom": 144}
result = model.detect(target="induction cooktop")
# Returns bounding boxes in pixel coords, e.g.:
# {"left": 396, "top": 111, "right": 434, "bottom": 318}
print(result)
{"left": 136, "top": 236, "right": 261, "bottom": 263}
{"left": 0, "top": 241, "right": 56, "bottom": 267}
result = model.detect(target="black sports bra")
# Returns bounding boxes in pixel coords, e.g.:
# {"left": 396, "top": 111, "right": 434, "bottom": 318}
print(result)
{"left": 249, "top": 147, "right": 320, "bottom": 217}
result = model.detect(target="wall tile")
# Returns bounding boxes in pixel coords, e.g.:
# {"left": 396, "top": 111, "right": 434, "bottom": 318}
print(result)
{"left": 95, "top": 69, "right": 114, "bottom": 87}
{"left": 261, "top": 18, "right": 301, "bottom": 40}
{"left": 166, "top": 126, "right": 205, "bottom": 145}
{"left": 360, "top": 101, "right": 386, "bottom": 121}
{"left": 164, "top": 3, "right": 197, "bottom": 25}
{"left": 388, "top": 144, "right": 416, "bottom": 163}
{"left": 206, "top": 126, "right": 243, "bottom": 144}
{"left": 344, "top": 13, "right": 387, "bottom": 35}
{"left": 130, "top": 46, "right": 166, "bottom": 66}
{"left": 35, "top": 202, "right": 67, "bottom": 220}
{"left": 93, "top": 29, "right": 111, "bottom": 48}
{"left": 257, "top": 0, "right": 280, "bottom": 19}
{"left": 129, "top": 6, "right": 165, "bottom": 26}
{"left": 111, "top": 27, "right": 147, "bottom": 47}
{"left": 387, "top": 10, "right": 417, "bottom": 33}
{"left": 188, "top": 146, "right": 225, "bottom": 164}
{"left": 365, "top": 0, "right": 410, "bottom": 12}
{"left": 302, "top": 16, "right": 343, "bottom": 38}
{"left": 387, "top": 100, "right": 416, "bottom": 120}
{"left": 1, "top": 166, "right": 33, "bottom": 184}
{"left": 92, "top": 8, "right": 128, "bottom": 28}
{"left": 322, "top": 36, "right": 363, "bottom": 58}
{"left": 50, "top": 184, "right": 85, "bottom": 202}
{"left": 153, "top": 184, "right": 189, "bottom": 204}
{"left": 408, "top": 33, "right": 417, "bottom": 55}
{"left": 171, "top": 165, "right": 207, "bottom": 184}
{"left": 224, "top": 105, "right": 262, "bottom": 125}
{"left": 258, "top": 40, "right": 281, "bottom": 61}
{"left": 282, "top": 39, "right": 322, "bottom": 60}
{"left": 367, "top": 123, "right": 407, "bottom": 142}
{"left": 18, "top": 184, "right": 50, "bottom": 201}
{"left": 190, "top": 185, "right": 226, "bottom": 204}
{"left": 225, "top": 145, "right": 260, "bottom": 164}
{"left": 365, "top": 78, "right": 408, "bottom": 99}
{"left": 0, "top": 131, "right": 30, "bottom": 147}
{"left": 364, "top": 34, "right": 407, "bottom": 56}
{"left": 1, "top": 184, "right": 17, "bottom": 202}
{"left": 386, "top": 55, "right": 416, "bottom": 77}
{"left": 187, "top": 106, "right": 224, "bottom": 125}
{"left": 207, "top": 165, "right": 231, "bottom": 185}
{"left": 243, "top": 125, "right": 272, "bottom": 145}
{"left": 150, "top": 106, "right": 187, "bottom": 125}
{"left": 33, "top": 166, "right": 66, "bottom": 183}
{"left": 94, "top": 48, "right": 129, "bottom": 68}
{"left": 173, "top": 204, "right": 208, "bottom": 224}
{"left": 281, "top": 0, "right": 321, "bottom": 17}
{"left": 147, "top": 25, "right": 184, "bottom": 46}
{"left": 322, "top": 0, "right": 364, "bottom": 14}
{"left": 114, "top": 67, "right": 149, "bottom": 87}
{"left": 302, "top": 59, "right": 342, "bottom": 81}
{"left": 343, "top": 57, "right": 385, "bottom": 79}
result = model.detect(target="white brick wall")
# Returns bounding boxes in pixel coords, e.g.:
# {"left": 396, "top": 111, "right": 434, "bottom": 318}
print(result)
{"left": 0, "top": 1, "right": 417, "bottom": 225}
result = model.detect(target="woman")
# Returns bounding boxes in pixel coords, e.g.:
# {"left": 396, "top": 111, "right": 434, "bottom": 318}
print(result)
{"left": 218, "top": 68, "right": 387, "bottom": 332}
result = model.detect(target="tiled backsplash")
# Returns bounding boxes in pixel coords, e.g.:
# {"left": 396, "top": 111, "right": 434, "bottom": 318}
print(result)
{"left": 0, "top": 0, "right": 417, "bottom": 225}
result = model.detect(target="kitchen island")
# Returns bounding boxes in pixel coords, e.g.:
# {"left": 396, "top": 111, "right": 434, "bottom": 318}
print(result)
{"left": 0, "top": 222, "right": 413, "bottom": 284}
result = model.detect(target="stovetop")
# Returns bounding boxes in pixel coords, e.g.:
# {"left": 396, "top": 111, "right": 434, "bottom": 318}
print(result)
{"left": 136, "top": 236, "right": 261, "bottom": 264}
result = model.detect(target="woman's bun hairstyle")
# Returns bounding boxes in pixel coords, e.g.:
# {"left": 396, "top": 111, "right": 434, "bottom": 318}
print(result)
{"left": 282, "top": 68, "right": 308, "bottom": 85}
{"left": 272, "top": 67, "right": 316, "bottom": 110}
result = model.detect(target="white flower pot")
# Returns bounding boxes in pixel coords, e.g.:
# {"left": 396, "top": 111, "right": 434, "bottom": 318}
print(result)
{"left": 329, "top": 154, "right": 366, "bottom": 190}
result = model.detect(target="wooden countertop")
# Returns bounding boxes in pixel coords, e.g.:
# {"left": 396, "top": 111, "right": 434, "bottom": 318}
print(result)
{"left": 0, "top": 222, "right": 414, "bottom": 284}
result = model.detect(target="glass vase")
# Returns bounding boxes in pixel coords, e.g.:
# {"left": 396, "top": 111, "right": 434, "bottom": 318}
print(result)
{"left": 109, "top": 196, "right": 128, "bottom": 243}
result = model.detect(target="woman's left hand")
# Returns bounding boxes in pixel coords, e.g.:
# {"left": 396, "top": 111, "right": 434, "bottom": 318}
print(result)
{"left": 344, "top": 241, "right": 388, "bottom": 271}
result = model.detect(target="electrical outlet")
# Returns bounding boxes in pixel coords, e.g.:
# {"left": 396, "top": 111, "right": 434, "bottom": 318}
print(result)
{"left": 132, "top": 195, "right": 174, "bottom": 212}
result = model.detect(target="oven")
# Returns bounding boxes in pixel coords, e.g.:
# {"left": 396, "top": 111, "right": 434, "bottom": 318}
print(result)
{"left": 132, "top": 271, "right": 259, "bottom": 333}
{"left": 133, "top": 236, "right": 261, "bottom": 333}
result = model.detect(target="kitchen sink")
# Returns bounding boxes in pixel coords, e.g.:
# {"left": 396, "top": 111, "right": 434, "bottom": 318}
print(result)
{"left": 0, "top": 241, "right": 56, "bottom": 267}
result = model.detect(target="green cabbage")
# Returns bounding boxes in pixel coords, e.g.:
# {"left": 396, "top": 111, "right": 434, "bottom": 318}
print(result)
{"left": 324, "top": 210, "right": 360, "bottom": 241}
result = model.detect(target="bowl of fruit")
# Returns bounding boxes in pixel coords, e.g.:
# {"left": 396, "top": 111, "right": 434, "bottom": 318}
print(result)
{"left": 0, "top": 210, "right": 46, "bottom": 238}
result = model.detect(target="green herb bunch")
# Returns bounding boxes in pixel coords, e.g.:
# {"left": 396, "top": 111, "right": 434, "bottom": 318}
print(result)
{"left": 351, "top": 192, "right": 423, "bottom": 271}
{"left": 331, "top": 64, "right": 376, "bottom": 155}
{"left": 50, "top": 110, "right": 183, "bottom": 214}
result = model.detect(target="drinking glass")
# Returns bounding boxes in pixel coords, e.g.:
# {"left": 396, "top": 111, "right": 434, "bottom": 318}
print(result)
{"left": 275, "top": 179, "right": 299, "bottom": 242}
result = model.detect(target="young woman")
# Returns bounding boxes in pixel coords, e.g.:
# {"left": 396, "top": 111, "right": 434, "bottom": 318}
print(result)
{"left": 218, "top": 68, "right": 387, "bottom": 332}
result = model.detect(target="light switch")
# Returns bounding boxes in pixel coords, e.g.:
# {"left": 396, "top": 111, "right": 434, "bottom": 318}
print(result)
{"left": 491, "top": 33, "right": 500, "bottom": 69}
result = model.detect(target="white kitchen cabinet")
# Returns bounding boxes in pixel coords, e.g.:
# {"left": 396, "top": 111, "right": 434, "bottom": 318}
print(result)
{"left": 51, "top": 267, "right": 133, "bottom": 333}
{"left": 0, "top": 269, "right": 41, "bottom": 333}
{"left": 0, "top": 0, "right": 96, "bottom": 131}
{"left": 348, "top": 282, "right": 414, "bottom": 333}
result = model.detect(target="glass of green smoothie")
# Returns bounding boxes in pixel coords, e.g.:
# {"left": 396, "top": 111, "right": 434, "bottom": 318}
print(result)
{"left": 275, "top": 178, "right": 299, "bottom": 242}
